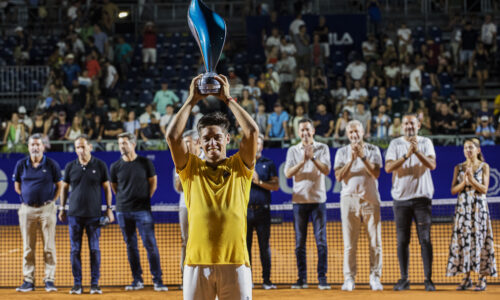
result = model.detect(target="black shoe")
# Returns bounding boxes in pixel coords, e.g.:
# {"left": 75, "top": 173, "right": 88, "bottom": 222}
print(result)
{"left": 90, "top": 285, "right": 102, "bottom": 294}
{"left": 456, "top": 277, "right": 472, "bottom": 291}
{"left": 474, "top": 277, "right": 487, "bottom": 291}
{"left": 424, "top": 279, "right": 436, "bottom": 291}
{"left": 393, "top": 278, "right": 410, "bottom": 291}
{"left": 291, "top": 279, "right": 308, "bottom": 289}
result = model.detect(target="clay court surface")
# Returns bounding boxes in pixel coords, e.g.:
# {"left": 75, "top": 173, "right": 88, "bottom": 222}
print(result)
{"left": 1, "top": 220, "right": 499, "bottom": 294}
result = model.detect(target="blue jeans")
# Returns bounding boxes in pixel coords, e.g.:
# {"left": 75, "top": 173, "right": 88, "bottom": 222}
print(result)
{"left": 246, "top": 206, "right": 271, "bottom": 283}
{"left": 293, "top": 203, "right": 328, "bottom": 282}
{"left": 68, "top": 216, "right": 101, "bottom": 286}
{"left": 116, "top": 210, "right": 163, "bottom": 284}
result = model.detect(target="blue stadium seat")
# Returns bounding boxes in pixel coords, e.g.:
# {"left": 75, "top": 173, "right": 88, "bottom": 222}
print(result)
{"left": 161, "top": 65, "right": 176, "bottom": 79}
{"left": 414, "top": 26, "right": 425, "bottom": 38}
{"left": 177, "top": 78, "right": 189, "bottom": 90}
{"left": 124, "top": 78, "right": 137, "bottom": 91}
{"left": 369, "top": 86, "right": 379, "bottom": 98}
{"left": 139, "top": 90, "right": 153, "bottom": 104}
{"left": 141, "top": 78, "right": 154, "bottom": 90}
{"left": 252, "top": 53, "right": 265, "bottom": 65}
{"left": 429, "top": 26, "right": 442, "bottom": 39}
{"left": 422, "top": 72, "right": 431, "bottom": 86}
{"left": 182, "top": 54, "right": 195, "bottom": 66}
{"left": 438, "top": 72, "right": 452, "bottom": 85}
{"left": 440, "top": 84, "right": 454, "bottom": 98}
{"left": 422, "top": 84, "right": 434, "bottom": 100}
{"left": 332, "top": 61, "right": 346, "bottom": 76}
{"left": 179, "top": 65, "right": 191, "bottom": 78}
{"left": 387, "top": 86, "right": 401, "bottom": 100}
{"left": 121, "top": 90, "right": 135, "bottom": 104}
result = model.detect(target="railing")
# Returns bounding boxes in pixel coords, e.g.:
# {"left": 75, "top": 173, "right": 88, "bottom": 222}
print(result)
{"left": 0, "top": 66, "right": 49, "bottom": 111}
{"left": 0, "top": 135, "right": 484, "bottom": 153}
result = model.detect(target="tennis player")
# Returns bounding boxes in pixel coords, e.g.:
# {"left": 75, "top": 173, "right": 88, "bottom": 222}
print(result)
{"left": 166, "top": 74, "right": 259, "bottom": 300}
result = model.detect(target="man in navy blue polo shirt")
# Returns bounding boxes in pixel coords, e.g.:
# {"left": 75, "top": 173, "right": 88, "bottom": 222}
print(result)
{"left": 59, "top": 134, "right": 114, "bottom": 295}
{"left": 246, "top": 134, "right": 279, "bottom": 289}
{"left": 13, "top": 133, "right": 62, "bottom": 292}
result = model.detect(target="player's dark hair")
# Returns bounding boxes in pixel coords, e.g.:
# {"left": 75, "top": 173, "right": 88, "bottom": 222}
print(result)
{"left": 197, "top": 112, "right": 230, "bottom": 134}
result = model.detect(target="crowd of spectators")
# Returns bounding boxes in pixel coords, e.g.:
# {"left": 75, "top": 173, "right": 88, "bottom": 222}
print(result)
{"left": 1, "top": 1, "right": 500, "bottom": 152}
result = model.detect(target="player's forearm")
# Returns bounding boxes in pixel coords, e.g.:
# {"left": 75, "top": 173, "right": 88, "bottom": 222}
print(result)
{"left": 285, "top": 161, "right": 305, "bottom": 178}
{"left": 312, "top": 159, "right": 330, "bottom": 176}
{"left": 385, "top": 157, "right": 406, "bottom": 173}
{"left": 335, "top": 160, "right": 354, "bottom": 182}
{"left": 166, "top": 98, "right": 197, "bottom": 144}
{"left": 415, "top": 152, "right": 436, "bottom": 170}
{"left": 361, "top": 159, "right": 380, "bottom": 179}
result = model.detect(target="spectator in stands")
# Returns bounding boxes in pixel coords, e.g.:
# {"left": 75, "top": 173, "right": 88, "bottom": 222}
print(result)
{"left": 334, "top": 110, "right": 351, "bottom": 139}
{"left": 294, "top": 25, "right": 310, "bottom": 72}
{"left": 334, "top": 120, "right": 383, "bottom": 292}
{"left": 253, "top": 102, "right": 268, "bottom": 135}
{"left": 424, "top": 37, "right": 442, "bottom": 87}
{"left": 458, "top": 108, "right": 476, "bottom": 134}
{"left": 362, "top": 34, "right": 378, "bottom": 62}
{"left": 70, "top": 33, "right": 85, "bottom": 59}
{"left": 64, "top": 115, "right": 83, "bottom": 141}
{"left": 289, "top": 13, "right": 305, "bottom": 36}
{"left": 265, "top": 102, "right": 289, "bottom": 141}
{"left": 371, "top": 86, "right": 393, "bottom": 113}
{"left": 348, "top": 80, "right": 368, "bottom": 103}
{"left": 140, "top": 113, "right": 162, "bottom": 145}
{"left": 153, "top": 82, "right": 180, "bottom": 115}
{"left": 289, "top": 104, "right": 307, "bottom": 140}
{"left": 50, "top": 111, "right": 70, "bottom": 141}
{"left": 18, "top": 106, "right": 33, "bottom": 133}
{"left": 139, "top": 104, "right": 160, "bottom": 127}
{"left": 330, "top": 79, "right": 348, "bottom": 115}
{"left": 373, "top": 105, "right": 391, "bottom": 138}
{"left": 265, "top": 27, "right": 281, "bottom": 53}
{"left": 266, "top": 46, "right": 279, "bottom": 66}
{"left": 88, "top": 114, "right": 103, "bottom": 141}
{"left": 228, "top": 67, "right": 244, "bottom": 98}
{"left": 311, "top": 68, "right": 328, "bottom": 103}
{"left": 92, "top": 24, "right": 108, "bottom": 56}
{"left": 310, "top": 34, "right": 326, "bottom": 69}
{"left": 461, "top": 21, "right": 477, "bottom": 77}
{"left": 480, "top": 14, "right": 497, "bottom": 56}
{"left": 30, "top": 112, "right": 46, "bottom": 136}
{"left": 14, "top": 26, "right": 32, "bottom": 65}
{"left": 86, "top": 52, "right": 101, "bottom": 97}
{"left": 385, "top": 113, "right": 437, "bottom": 292}
{"left": 345, "top": 56, "right": 367, "bottom": 90}
{"left": 476, "top": 99, "right": 493, "bottom": 124}
{"left": 388, "top": 114, "right": 402, "bottom": 137}
{"left": 62, "top": 54, "right": 81, "bottom": 89}
{"left": 102, "top": 59, "right": 118, "bottom": 97}
{"left": 397, "top": 22, "right": 412, "bottom": 56}
{"left": 186, "top": 105, "right": 203, "bottom": 132}
{"left": 382, "top": 43, "right": 398, "bottom": 65}
{"left": 313, "top": 103, "right": 334, "bottom": 138}
{"left": 293, "top": 69, "right": 310, "bottom": 111}
{"left": 159, "top": 105, "right": 175, "bottom": 137}
{"left": 2, "top": 112, "right": 26, "bottom": 150}
{"left": 368, "top": 58, "right": 384, "bottom": 88}
{"left": 114, "top": 36, "right": 133, "bottom": 79}
{"left": 245, "top": 75, "right": 261, "bottom": 100}
{"left": 384, "top": 59, "right": 400, "bottom": 87}
{"left": 101, "top": 0, "right": 119, "bottom": 33}
{"left": 409, "top": 63, "right": 425, "bottom": 113}
{"left": 240, "top": 89, "right": 258, "bottom": 115}
{"left": 417, "top": 108, "right": 432, "bottom": 136}
{"left": 433, "top": 102, "right": 456, "bottom": 135}
{"left": 284, "top": 118, "right": 331, "bottom": 290}
{"left": 449, "top": 15, "right": 462, "bottom": 68}
{"left": 279, "top": 35, "right": 297, "bottom": 56}
{"left": 142, "top": 22, "right": 157, "bottom": 69}
{"left": 313, "top": 15, "right": 330, "bottom": 57}
{"left": 103, "top": 109, "right": 124, "bottom": 149}
{"left": 353, "top": 102, "right": 372, "bottom": 137}
{"left": 471, "top": 42, "right": 489, "bottom": 95}
{"left": 400, "top": 55, "right": 412, "bottom": 89}
{"left": 67, "top": 1, "right": 80, "bottom": 22}
{"left": 124, "top": 110, "right": 140, "bottom": 136}
{"left": 276, "top": 51, "right": 297, "bottom": 100}
{"left": 476, "top": 115, "right": 495, "bottom": 146}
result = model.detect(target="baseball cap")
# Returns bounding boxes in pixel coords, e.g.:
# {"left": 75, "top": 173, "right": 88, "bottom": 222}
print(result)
{"left": 18, "top": 106, "right": 27, "bottom": 114}
{"left": 66, "top": 53, "right": 75, "bottom": 60}
{"left": 481, "top": 115, "right": 489, "bottom": 122}
{"left": 15, "top": 26, "right": 23, "bottom": 32}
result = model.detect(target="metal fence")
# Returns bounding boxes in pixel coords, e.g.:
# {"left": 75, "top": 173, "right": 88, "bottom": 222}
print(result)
{"left": 0, "top": 66, "right": 49, "bottom": 112}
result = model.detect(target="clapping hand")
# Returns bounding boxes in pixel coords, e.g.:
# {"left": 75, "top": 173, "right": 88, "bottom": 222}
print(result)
{"left": 352, "top": 142, "right": 364, "bottom": 159}
{"left": 304, "top": 145, "right": 314, "bottom": 161}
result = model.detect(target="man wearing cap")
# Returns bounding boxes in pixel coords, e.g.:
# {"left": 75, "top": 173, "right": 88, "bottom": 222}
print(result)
{"left": 14, "top": 26, "right": 31, "bottom": 63}
{"left": 59, "top": 134, "right": 114, "bottom": 295}
{"left": 476, "top": 115, "right": 496, "bottom": 145}
{"left": 62, "top": 54, "right": 81, "bottom": 89}
{"left": 153, "top": 82, "right": 180, "bottom": 115}
{"left": 110, "top": 132, "right": 168, "bottom": 291}
{"left": 13, "top": 134, "right": 62, "bottom": 292}
{"left": 18, "top": 106, "right": 33, "bottom": 132}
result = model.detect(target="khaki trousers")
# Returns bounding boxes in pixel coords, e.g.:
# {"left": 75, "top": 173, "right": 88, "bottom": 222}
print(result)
{"left": 18, "top": 202, "right": 57, "bottom": 283}
{"left": 340, "top": 195, "right": 382, "bottom": 281}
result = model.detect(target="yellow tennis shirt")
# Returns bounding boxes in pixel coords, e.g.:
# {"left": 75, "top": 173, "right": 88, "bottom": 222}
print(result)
{"left": 178, "top": 152, "right": 253, "bottom": 266}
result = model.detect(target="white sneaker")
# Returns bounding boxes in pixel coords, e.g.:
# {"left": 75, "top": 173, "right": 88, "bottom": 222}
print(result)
{"left": 341, "top": 278, "right": 355, "bottom": 291}
{"left": 262, "top": 283, "right": 277, "bottom": 290}
{"left": 369, "top": 276, "right": 383, "bottom": 291}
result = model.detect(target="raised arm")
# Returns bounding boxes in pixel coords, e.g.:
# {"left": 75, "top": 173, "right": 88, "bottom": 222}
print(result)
{"left": 213, "top": 75, "right": 259, "bottom": 168}
{"left": 165, "top": 74, "right": 203, "bottom": 171}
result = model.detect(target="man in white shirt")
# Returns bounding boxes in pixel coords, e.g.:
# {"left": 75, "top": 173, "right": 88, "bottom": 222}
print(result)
{"left": 481, "top": 14, "right": 497, "bottom": 54}
{"left": 362, "top": 34, "right": 378, "bottom": 61}
{"left": 385, "top": 113, "right": 437, "bottom": 292}
{"left": 334, "top": 120, "right": 383, "bottom": 292}
{"left": 266, "top": 27, "right": 281, "bottom": 52}
{"left": 348, "top": 80, "right": 368, "bottom": 102}
{"left": 345, "top": 58, "right": 367, "bottom": 90}
{"left": 139, "top": 104, "right": 161, "bottom": 126}
{"left": 280, "top": 36, "right": 297, "bottom": 56}
{"left": 284, "top": 118, "right": 331, "bottom": 290}
{"left": 397, "top": 22, "right": 413, "bottom": 54}
{"left": 409, "top": 64, "right": 424, "bottom": 112}
{"left": 289, "top": 13, "right": 305, "bottom": 36}
{"left": 104, "top": 60, "right": 118, "bottom": 95}
{"left": 276, "top": 51, "right": 296, "bottom": 88}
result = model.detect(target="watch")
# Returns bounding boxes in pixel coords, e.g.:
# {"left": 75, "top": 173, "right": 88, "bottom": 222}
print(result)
{"left": 361, "top": 156, "right": 367, "bottom": 161}
{"left": 106, "top": 205, "right": 112, "bottom": 210}
{"left": 311, "top": 155, "right": 316, "bottom": 161}
{"left": 259, "top": 180, "right": 263, "bottom": 185}
{"left": 58, "top": 205, "right": 66, "bottom": 211}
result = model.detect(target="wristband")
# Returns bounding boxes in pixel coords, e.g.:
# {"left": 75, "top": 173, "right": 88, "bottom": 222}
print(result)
{"left": 311, "top": 155, "right": 316, "bottom": 161}
{"left": 403, "top": 154, "right": 408, "bottom": 160}
{"left": 259, "top": 180, "right": 263, "bottom": 185}
{"left": 361, "top": 156, "right": 367, "bottom": 161}
{"left": 106, "top": 205, "right": 112, "bottom": 210}
{"left": 58, "top": 205, "right": 66, "bottom": 211}
{"left": 226, "top": 97, "right": 237, "bottom": 104}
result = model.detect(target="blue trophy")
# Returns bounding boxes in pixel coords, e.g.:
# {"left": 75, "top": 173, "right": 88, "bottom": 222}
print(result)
{"left": 187, "top": 0, "right": 227, "bottom": 94}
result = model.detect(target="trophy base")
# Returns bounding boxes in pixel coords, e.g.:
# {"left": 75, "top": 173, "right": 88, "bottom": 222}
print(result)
{"left": 197, "top": 73, "right": 221, "bottom": 94}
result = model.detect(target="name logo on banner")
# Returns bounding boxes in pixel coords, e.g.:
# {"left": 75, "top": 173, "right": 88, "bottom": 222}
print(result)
{"left": 0, "top": 169, "right": 8, "bottom": 197}
{"left": 488, "top": 167, "right": 500, "bottom": 196}
{"left": 328, "top": 32, "right": 354, "bottom": 46}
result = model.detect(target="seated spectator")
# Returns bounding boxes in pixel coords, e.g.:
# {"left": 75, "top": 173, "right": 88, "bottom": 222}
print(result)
{"left": 279, "top": 36, "right": 297, "bottom": 56}
{"left": 49, "top": 111, "right": 70, "bottom": 141}
{"left": 245, "top": 75, "right": 261, "bottom": 100}
{"left": 373, "top": 105, "right": 391, "bottom": 138}
{"left": 103, "top": 109, "right": 124, "bottom": 140}
{"left": 348, "top": 80, "right": 368, "bottom": 103}
{"left": 313, "top": 103, "right": 334, "bottom": 137}
{"left": 276, "top": 51, "right": 297, "bottom": 99}
{"left": 330, "top": 79, "right": 348, "bottom": 115}
{"left": 388, "top": 114, "right": 402, "bottom": 137}
{"left": 417, "top": 108, "right": 432, "bottom": 136}
{"left": 334, "top": 110, "right": 351, "bottom": 139}
{"left": 186, "top": 105, "right": 203, "bottom": 131}
{"left": 313, "top": 15, "right": 330, "bottom": 57}
{"left": 384, "top": 59, "right": 400, "bottom": 86}
{"left": 382, "top": 43, "right": 398, "bottom": 65}
{"left": 266, "top": 46, "right": 279, "bottom": 65}
{"left": 159, "top": 105, "right": 175, "bottom": 136}
{"left": 228, "top": 67, "right": 244, "bottom": 98}
{"left": 85, "top": 52, "right": 101, "bottom": 97}
{"left": 476, "top": 99, "right": 493, "bottom": 124}
{"left": 397, "top": 22, "right": 413, "bottom": 56}
{"left": 311, "top": 67, "right": 328, "bottom": 103}
{"left": 289, "top": 13, "right": 305, "bottom": 36}
{"left": 265, "top": 27, "right": 281, "bottom": 53}
{"left": 265, "top": 102, "right": 289, "bottom": 140}
{"left": 153, "top": 82, "right": 180, "bottom": 115}
{"left": 78, "top": 70, "right": 92, "bottom": 87}
{"left": 30, "top": 112, "right": 46, "bottom": 136}
{"left": 476, "top": 115, "right": 495, "bottom": 145}
{"left": 433, "top": 102, "right": 457, "bottom": 134}
{"left": 2, "top": 112, "right": 26, "bottom": 150}
{"left": 124, "top": 110, "right": 141, "bottom": 136}
{"left": 62, "top": 53, "right": 81, "bottom": 89}
{"left": 345, "top": 56, "right": 367, "bottom": 90}
{"left": 17, "top": 106, "right": 32, "bottom": 133}
{"left": 88, "top": 114, "right": 103, "bottom": 140}
{"left": 362, "top": 34, "right": 378, "bottom": 61}
{"left": 289, "top": 104, "right": 307, "bottom": 140}
{"left": 240, "top": 89, "right": 258, "bottom": 115}
{"left": 293, "top": 69, "right": 310, "bottom": 111}
{"left": 370, "top": 86, "right": 393, "bottom": 112}
{"left": 264, "top": 64, "right": 280, "bottom": 95}
{"left": 142, "top": 22, "right": 157, "bottom": 68}
{"left": 139, "top": 104, "right": 161, "bottom": 127}
{"left": 368, "top": 58, "right": 385, "bottom": 88}
{"left": 458, "top": 108, "right": 476, "bottom": 134}
{"left": 253, "top": 102, "right": 268, "bottom": 135}
{"left": 140, "top": 113, "right": 162, "bottom": 143}
{"left": 64, "top": 115, "right": 83, "bottom": 141}
{"left": 352, "top": 101, "right": 372, "bottom": 137}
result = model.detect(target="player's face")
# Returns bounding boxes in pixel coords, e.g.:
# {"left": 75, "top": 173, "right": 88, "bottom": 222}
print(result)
{"left": 118, "top": 137, "right": 135, "bottom": 155}
{"left": 200, "top": 125, "right": 229, "bottom": 161}
{"left": 402, "top": 115, "right": 420, "bottom": 137}
{"left": 463, "top": 141, "right": 479, "bottom": 160}
{"left": 298, "top": 122, "right": 315, "bottom": 143}
{"left": 346, "top": 124, "right": 363, "bottom": 144}
{"left": 28, "top": 138, "right": 44, "bottom": 158}
{"left": 75, "top": 138, "right": 92, "bottom": 159}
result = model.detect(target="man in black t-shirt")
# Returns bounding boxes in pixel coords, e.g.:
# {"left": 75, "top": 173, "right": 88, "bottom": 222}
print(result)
{"left": 59, "top": 135, "right": 114, "bottom": 295}
{"left": 103, "top": 109, "right": 123, "bottom": 150}
{"left": 460, "top": 21, "right": 477, "bottom": 71}
{"left": 110, "top": 132, "right": 168, "bottom": 292}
